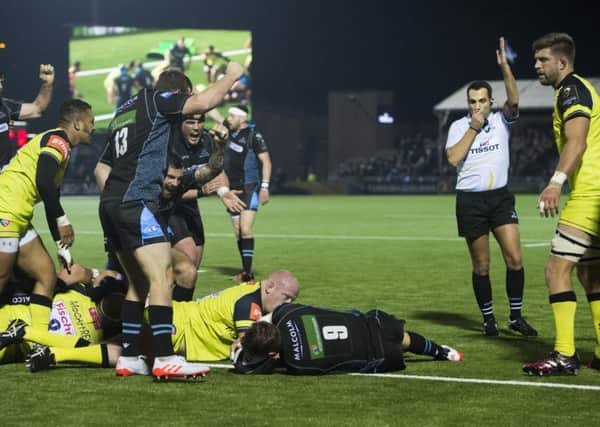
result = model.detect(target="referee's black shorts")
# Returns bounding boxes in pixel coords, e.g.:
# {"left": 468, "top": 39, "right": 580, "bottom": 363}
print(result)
{"left": 455, "top": 186, "right": 518, "bottom": 240}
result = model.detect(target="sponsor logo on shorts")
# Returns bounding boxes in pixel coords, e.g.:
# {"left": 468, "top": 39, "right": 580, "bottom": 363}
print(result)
{"left": 0, "top": 219, "right": 9, "bottom": 227}
{"left": 0, "top": 123, "right": 8, "bottom": 133}
{"left": 511, "top": 211, "right": 518, "bottom": 219}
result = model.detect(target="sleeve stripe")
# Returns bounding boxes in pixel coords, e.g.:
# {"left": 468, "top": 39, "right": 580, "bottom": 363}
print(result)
{"left": 563, "top": 105, "right": 591, "bottom": 122}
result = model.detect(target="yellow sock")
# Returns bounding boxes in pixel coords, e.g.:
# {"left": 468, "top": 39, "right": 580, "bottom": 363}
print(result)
{"left": 53, "top": 344, "right": 105, "bottom": 366}
{"left": 588, "top": 297, "right": 600, "bottom": 359}
{"left": 24, "top": 326, "right": 81, "bottom": 348}
{"left": 551, "top": 298, "right": 577, "bottom": 356}
{"left": 29, "top": 301, "right": 51, "bottom": 330}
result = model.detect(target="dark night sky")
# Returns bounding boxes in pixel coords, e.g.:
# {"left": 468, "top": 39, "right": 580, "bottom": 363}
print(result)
{"left": 3, "top": 0, "right": 600, "bottom": 120}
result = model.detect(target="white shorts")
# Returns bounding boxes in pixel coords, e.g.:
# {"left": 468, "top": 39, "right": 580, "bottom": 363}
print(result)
{"left": 0, "top": 228, "right": 38, "bottom": 253}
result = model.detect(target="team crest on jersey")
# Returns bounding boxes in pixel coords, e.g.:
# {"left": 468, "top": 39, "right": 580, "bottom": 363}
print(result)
{"left": 249, "top": 302, "right": 262, "bottom": 320}
{"left": 228, "top": 142, "right": 244, "bottom": 153}
{"left": 0, "top": 218, "right": 9, "bottom": 227}
{"left": 560, "top": 85, "right": 579, "bottom": 109}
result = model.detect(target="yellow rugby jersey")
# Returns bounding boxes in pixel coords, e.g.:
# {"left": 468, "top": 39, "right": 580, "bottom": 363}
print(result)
{"left": 0, "top": 128, "right": 71, "bottom": 224}
{"left": 0, "top": 288, "right": 102, "bottom": 363}
{"left": 49, "top": 288, "right": 104, "bottom": 345}
{"left": 552, "top": 73, "right": 600, "bottom": 196}
{"left": 172, "top": 282, "right": 263, "bottom": 361}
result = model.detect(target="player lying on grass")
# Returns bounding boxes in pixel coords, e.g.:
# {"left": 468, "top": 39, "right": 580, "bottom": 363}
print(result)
{"left": 232, "top": 303, "right": 462, "bottom": 375}
{"left": 16, "top": 270, "right": 299, "bottom": 374}
{"left": 0, "top": 263, "right": 126, "bottom": 369}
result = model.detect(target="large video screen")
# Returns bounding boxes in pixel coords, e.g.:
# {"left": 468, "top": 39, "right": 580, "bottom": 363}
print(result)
{"left": 69, "top": 26, "right": 253, "bottom": 128}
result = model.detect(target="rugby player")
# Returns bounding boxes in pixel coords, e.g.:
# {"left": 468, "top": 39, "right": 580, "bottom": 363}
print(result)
{"left": 524, "top": 33, "right": 600, "bottom": 375}
{"left": 232, "top": 303, "right": 462, "bottom": 375}
{"left": 0, "top": 99, "right": 94, "bottom": 330}
{"left": 0, "top": 264, "right": 126, "bottom": 371}
{"left": 1, "top": 64, "right": 55, "bottom": 170}
{"left": 223, "top": 105, "right": 272, "bottom": 283}
{"left": 95, "top": 63, "right": 245, "bottom": 380}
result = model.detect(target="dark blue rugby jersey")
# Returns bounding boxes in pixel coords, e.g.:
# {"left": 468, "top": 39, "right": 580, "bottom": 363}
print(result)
{"left": 99, "top": 89, "right": 189, "bottom": 203}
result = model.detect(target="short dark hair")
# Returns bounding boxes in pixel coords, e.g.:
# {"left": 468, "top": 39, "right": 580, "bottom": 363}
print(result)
{"left": 167, "top": 150, "right": 183, "bottom": 170}
{"left": 532, "top": 32, "right": 575, "bottom": 64}
{"left": 242, "top": 321, "right": 281, "bottom": 357}
{"left": 466, "top": 80, "right": 493, "bottom": 100}
{"left": 155, "top": 69, "right": 192, "bottom": 93}
{"left": 58, "top": 99, "right": 92, "bottom": 127}
{"left": 182, "top": 112, "right": 205, "bottom": 122}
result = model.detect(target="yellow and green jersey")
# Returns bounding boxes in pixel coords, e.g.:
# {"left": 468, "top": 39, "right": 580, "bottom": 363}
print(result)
{"left": 0, "top": 128, "right": 71, "bottom": 229}
{"left": 172, "top": 282, "right": 263, "bottom": 361}
{"left": 552, "top": 73, "right": 600, "bottom": 197}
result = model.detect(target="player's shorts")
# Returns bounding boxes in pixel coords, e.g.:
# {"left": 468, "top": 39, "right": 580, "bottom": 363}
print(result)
{"left": 0, "top": 224, "right": 38, "bottom": 253}
{"left": 365, "top": 309, "right": 406, "bottom": 373}
{"left": 455, "top": 186, "right": 518, "bottom": 239}
{"left": 99, "top": 199, "right": 169, "bottom": 252}
{"left": 228, "top": 183, "right": 260, "bottom": 217}
{"left": 559, "top": 195, "right": 600, "bottom": 238}
{"left": 168, "top": 208, "right": 205, "bottom": 246}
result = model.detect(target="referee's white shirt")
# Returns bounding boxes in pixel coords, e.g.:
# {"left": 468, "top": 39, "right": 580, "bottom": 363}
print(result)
{"left": 446, "top": 111, "right": 516, "bottom": 192}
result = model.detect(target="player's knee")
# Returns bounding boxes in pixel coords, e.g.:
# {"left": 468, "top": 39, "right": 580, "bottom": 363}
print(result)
{"left": 472, "top": 260, "right": 490, "bottom": 276}
{"left": 175, "top": 260, "right": 197, "bottom": 288}
{"left": 504, "top": 254, "right": 522, "bottom": 270}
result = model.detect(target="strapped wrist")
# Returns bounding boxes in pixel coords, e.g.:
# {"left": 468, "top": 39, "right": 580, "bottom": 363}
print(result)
{"left": 550, "top": 171, "right": 567, "bottom": 186}
{"left": 469, "top": 126, "right": 481, "bottom": 134}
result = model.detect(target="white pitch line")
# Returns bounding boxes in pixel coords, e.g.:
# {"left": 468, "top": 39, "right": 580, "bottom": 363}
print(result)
{"left": 203, "top": 363, "right": 600, "bottom": 391}
{"left": 35, "top": 229, "right": 548, "bottom": 245}
{"left": 524, "top": 242, "right": 549, "bottom": 248}
{"left": 77, "top": 48, "right": 251, "bottom": 77}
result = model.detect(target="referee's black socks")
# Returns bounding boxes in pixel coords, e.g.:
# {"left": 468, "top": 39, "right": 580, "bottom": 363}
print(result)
{"left": 506, "top": 268, "right": 524, "bottom": 320}
{"left": 472, "top": 272, "right": 494, "bottom": 321}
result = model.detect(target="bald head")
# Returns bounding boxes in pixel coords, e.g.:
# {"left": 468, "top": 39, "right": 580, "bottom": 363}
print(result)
{"left": 261, "top": 270, "right": 300, "bottom": 313}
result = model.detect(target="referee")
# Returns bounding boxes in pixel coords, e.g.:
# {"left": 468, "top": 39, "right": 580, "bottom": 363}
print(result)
{"left": 445, "top": 37, "right": 536, "bottom": 337}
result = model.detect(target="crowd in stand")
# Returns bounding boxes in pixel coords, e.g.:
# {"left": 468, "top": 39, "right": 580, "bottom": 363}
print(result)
{"left": 334, "top": 123, "right": 557, "bottom": 182}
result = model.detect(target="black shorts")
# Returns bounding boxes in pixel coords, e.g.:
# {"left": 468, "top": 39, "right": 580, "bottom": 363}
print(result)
{"left": 228, "top": 183, "right": 260, "bottom": 216}
{"left": 365, "top": 310, "right": 406, "bottom": 373}
{"left": 99, "top": 199, "right": 169, "bottom": 252}
{"left": 168, "top": 206, "right": 205, "bottom": 246}
{"left": 455, "top": 186, "right": 518, "bottom": 239}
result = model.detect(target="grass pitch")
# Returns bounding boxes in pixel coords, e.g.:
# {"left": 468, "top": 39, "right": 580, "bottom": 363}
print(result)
{"left": 2, "top": 194, "right": 598, "bottom": 426}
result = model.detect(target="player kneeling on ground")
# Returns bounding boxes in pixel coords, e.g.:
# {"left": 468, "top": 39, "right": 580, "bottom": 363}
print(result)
{"left": 232, "top": 303, "right": 462, "bottom": 375}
